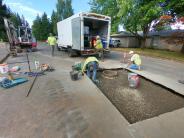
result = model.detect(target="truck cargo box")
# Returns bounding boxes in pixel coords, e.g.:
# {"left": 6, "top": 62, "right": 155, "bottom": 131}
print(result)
{"left": 57, "top": 12, "right": 111, "bottom": 56}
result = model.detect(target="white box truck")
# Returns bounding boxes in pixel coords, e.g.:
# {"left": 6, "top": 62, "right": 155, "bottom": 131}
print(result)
{"left": 57, "top": 12, "right": 111, "bottom": 56}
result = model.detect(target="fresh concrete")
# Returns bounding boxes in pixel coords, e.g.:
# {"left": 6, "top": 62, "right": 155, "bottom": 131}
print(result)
{"left": 99, "top": 51, "right": 184, "bottom": 96}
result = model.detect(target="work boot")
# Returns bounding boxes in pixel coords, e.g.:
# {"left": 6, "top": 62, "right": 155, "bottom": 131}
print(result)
{"left": 93, "top": 79, "right": 99, "bottom": 84}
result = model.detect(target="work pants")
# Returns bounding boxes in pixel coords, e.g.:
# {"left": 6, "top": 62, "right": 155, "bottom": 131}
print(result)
{"left": 51, "top": 45, "right": 55, "bottom": 56}
{"left": 87, "top": 61, "right": 98, "bottom": 82}
{"left": 95, "top": 48, "right": 104, "bottom": 61}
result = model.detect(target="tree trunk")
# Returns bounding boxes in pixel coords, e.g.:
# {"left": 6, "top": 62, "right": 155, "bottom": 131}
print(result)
{"left": 141, "top": 37, "right": 146, "bottom": 48}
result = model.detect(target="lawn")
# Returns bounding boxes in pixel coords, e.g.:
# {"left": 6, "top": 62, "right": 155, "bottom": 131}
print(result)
{"left": 112, "top": 48, "right": 184, "bottom": 62}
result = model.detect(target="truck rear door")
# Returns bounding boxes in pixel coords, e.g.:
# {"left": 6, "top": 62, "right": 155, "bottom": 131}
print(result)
{"left": 72, "top": 17, "right": 81, "bottom": 50}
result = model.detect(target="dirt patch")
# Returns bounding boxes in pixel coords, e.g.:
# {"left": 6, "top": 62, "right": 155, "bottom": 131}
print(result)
{"left": 96, "top": 70, "right": 184, "bottom": 124}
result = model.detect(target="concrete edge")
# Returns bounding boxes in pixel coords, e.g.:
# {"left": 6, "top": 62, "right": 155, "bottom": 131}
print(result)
{"left": 0, "top": 53, "right": 10, "bottom": 64}
{"left": 126, "top": 68, "right": 184, "bottom": 97}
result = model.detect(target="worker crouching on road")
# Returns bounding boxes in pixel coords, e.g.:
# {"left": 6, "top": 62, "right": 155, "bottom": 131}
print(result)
{"left": 47, "top": 33, "right": 57, "bottom": 56}
{"left": 81, "top": 56, "right": 99, "bottom": 84}
{"left": 127, "top": 51, "right": 142, "bottom": 70}
{"left": 94, "top": 35, "right": 104, "bottom": 61}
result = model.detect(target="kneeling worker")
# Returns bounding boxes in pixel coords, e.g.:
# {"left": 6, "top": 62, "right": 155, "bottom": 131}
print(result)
{"left": 81, "top": 56, "right": 99, "bottom": 83}
{"left": 127, "top": 51, "right": 142, "bottom": 70}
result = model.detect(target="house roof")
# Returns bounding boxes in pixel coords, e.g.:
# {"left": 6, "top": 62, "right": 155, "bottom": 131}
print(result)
{"left": 111, "top": 30, "right": 184, "bottom": 38}
{"left": 111, "top": 31, "right": 135, "bottom": 37}
{"left": 146, "top": 30, "right": 184, "bottom": 37}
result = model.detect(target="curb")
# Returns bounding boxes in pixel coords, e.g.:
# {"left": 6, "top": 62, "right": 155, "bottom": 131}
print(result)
{"left": 0, "top": 53, "right": 10, "bottom": 64}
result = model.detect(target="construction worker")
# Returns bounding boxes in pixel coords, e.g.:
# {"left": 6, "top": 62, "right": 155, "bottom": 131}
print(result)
{"left": 47, "top": 33, "right": 57, "bottom": 56}
{"left": 81, "top": 56, "right": 99, "bottom": 83}
{"left": 94, "top": 35, "right": 104, "bottom": 61}
{"left": 127, "top": 51, "right": 142, "bottom": 70}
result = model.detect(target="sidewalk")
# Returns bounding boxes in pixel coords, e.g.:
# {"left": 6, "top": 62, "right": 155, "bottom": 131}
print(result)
{"left": 0, "top": 52, "right": 132, "bottom": 138}
{"left": 0, "top": 42, "right": 9, "bottom": 63}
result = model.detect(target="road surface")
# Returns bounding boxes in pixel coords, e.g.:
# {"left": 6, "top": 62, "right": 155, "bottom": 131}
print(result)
{"left": 39, "top": 43, "right": 184, "bottom": 82}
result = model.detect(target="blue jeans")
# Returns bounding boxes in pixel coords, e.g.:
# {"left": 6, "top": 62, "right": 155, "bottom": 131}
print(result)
{"left": 87, "top": 61, "right": 97, "bottom": 81}
{"left": 129, "top": 64, "right": 139, "bottom": 70}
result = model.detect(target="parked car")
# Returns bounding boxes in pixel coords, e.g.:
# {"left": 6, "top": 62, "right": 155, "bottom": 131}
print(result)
{"left": 109, "top": 39, "right": 121, "bottom": 47}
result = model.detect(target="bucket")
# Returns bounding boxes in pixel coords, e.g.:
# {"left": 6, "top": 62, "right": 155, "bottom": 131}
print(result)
{"left": 70, "top": 70, "right": 81, "bottom": 81}
{"left": 128, "top": 73, "right": 140, "bottom": 88}
{"left": 0, "top": 64, "right": 9, "bottom": 74}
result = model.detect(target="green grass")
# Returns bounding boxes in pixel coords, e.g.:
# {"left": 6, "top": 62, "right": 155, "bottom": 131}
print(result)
{"left": 112, "top": 48, "right": 184, "bottom": 62}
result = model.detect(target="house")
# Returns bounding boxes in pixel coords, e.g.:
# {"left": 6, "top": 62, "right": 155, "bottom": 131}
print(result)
{"left": 111, "top": 30, "right": 184, "bottom": 52}
{"left": 111, "top": 31, "right": 138, "bottom": 48}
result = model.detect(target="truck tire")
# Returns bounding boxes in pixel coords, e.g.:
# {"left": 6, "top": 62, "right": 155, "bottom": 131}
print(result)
{"left": 68, "top": 48, "right": 76, "bottom": 57}
{"left": 57, "top": 45, "right": 61, "bottom": 51}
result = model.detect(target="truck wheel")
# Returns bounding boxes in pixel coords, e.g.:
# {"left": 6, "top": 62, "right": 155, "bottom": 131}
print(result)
{"left": 68, "top": 48, "right": 76, "bottom": 57}
{"left": 57, "top": 45, "right": 61, "bottom": 51}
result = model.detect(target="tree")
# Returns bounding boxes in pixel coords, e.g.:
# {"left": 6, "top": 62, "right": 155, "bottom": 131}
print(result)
{"left": 0, "top": 0, "right": 10, "bottom": 41}
{"left": 117, "top": 0, "right": 163, "bottom": 48}
{"left": 56, "top": 0, "right": 73, "bottom": 21}
{"left": 32, "top": 13, "right": 51, "bottom": 40}
{"left": 167, "top": 0, "right": 184, "bottom": 17}
{"left": 32, "top": 15, "right": 42, "bottom": 40}
{"left": 10, "top": 12, "right": 22, "bottom": 28}
{"left": 51, "top": 10, "right": 58, "bottom": 35}
{"left": 89, "top": 0, "right": 120, "bottom": 33}
{"left": 40, "top": 12, "right": 51, "bottom": 40}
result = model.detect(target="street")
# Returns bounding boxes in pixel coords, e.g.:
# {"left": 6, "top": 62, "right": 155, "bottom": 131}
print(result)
{"left": 39, "top": 42, "right": 184, "bottom": 84}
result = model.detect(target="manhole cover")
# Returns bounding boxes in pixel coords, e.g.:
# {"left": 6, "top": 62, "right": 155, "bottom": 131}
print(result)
{"left": 102, "top": 70, "right": 118, "bottom": 79}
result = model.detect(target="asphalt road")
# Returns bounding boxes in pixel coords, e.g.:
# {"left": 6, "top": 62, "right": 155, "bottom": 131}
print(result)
{"left": 38, "top": 43, "right": 184, "bottom": 81}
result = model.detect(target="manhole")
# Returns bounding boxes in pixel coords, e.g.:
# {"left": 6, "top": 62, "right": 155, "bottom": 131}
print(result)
{"left": 102, "top": 70, "right": 118, "bottom": 79}
{"left": 96, "top": 70, "right": 184, "bottom": 124}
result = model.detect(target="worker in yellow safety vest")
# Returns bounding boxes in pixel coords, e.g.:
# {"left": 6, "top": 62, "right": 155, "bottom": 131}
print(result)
{"left": 81, "top": 56, "right": 99, "bottom": 83}
{"left": 47, "top": 33, "right": 57, "bottom": 56}
{"left": 127, "top": 51, "right": 142, "bottom": 70}
{"left": 94, "top": 35, "right": 104, "bottom": 61}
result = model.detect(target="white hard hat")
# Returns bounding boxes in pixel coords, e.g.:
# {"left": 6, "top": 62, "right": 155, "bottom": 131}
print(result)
{"left": 129, "top": 51, "right": 134, "bottom": 54}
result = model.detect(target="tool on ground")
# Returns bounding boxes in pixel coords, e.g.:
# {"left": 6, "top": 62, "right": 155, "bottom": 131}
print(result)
{"left": 40, "top": 64, "right": 55, "bottom": 72}
{"left": 26, "top": 51, "right": 31, "bottom": 72}
{"left": 35, "top": 61, "right": 40, "bottom": 70}
{"left": 0, "top": 78, "right": 28, "bottom": 88}
{"left": 24, "top": 71, "right": 44, "bottom": 77}
{"left": 26, "top": 72, "right": 39, "bottom": 97}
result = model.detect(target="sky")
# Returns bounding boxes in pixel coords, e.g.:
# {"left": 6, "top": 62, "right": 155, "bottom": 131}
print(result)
{"left": 4, "top": 0, "right": 90, "bottom": 26}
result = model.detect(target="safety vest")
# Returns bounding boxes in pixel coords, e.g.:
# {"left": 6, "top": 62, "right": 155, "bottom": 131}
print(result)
{"left": 47, "top": 36, "right": 57, "bottom": 46}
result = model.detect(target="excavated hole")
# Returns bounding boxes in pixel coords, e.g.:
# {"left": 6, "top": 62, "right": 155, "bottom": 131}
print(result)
{"left": 96, "top": 69, "right": 184, "bottom": 124}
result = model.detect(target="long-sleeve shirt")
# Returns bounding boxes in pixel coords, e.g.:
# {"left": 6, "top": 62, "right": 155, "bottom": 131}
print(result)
{"left": 130, "top": 54, "right": 142, "bottom": 66}
{"left": 81, "top": 57, "right": 99, "bottom": 73}
{"left": 47, "top": 36, "right": 57, "bottom": 46}
{"left": 95, "top": 39, "right": 103, "bottom": 49}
